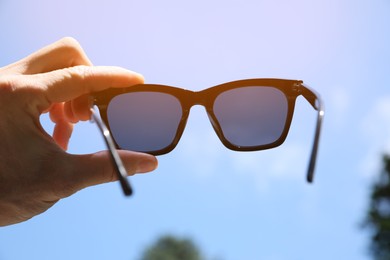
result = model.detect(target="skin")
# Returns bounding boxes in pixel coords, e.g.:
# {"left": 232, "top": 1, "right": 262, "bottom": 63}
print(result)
{"left": 0, "top": 37, "right": 158, "bottom": 226}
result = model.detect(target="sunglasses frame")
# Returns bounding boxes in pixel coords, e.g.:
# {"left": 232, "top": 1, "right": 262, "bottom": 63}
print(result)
{"left": 93, "top": 78, "right": 324, "bottom": 185}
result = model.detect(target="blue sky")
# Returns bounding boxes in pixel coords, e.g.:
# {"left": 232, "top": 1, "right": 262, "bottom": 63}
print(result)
{"left": 0, "top": 0, "right": 390, "bottom": 259}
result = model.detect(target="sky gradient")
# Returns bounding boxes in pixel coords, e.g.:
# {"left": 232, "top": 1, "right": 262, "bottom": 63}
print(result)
{"left": 1, "top": 0, "right": 390, "bottom": 259}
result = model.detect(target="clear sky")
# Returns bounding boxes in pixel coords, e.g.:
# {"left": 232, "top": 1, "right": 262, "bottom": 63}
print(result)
{"left": 0, "top": 0, "right": 390, "bottom": 259}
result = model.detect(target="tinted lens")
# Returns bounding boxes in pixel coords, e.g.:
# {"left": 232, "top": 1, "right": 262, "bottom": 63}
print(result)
{"left": 107, "top": 92, "right": 182, "bottom": 153}
{"left": 213, "top": 86, "right": 289, "bottom": 147}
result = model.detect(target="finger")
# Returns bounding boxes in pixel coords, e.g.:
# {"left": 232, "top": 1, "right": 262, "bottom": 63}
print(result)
{"left": 71, "top": 94, "right": 92, "bottom": 121}
{"left": 64, "top": 151, "right": 158, "bottom": 195}
{"left": 64, "top": 101, "right": 78, "bottom": 123}
{"left": 0, "top": 37, "right": 92, "bottom": 75}
{"left": 49, "top": 102, "right": 78, "bottom": 124}
{"left": 50, "top": 95, "right": 95, "bottom": 126}
{"left": 34, "top": 65, "right": 144, "bottom": 104}
{"left": 49, "top": 103, "right": 75, "bottom": 150}
{"left": 52, "top": 120, "right": 74, "bottom": 150}
{"left": 49, "top": 103, "right": 65, "bottom": 124}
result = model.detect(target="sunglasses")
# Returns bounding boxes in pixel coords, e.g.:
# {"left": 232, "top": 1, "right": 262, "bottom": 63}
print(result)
{"left": 91, "top": 78, "right": 324, "bottom": 196}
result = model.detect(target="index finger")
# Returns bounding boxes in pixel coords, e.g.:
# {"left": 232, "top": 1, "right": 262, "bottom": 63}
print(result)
{"left": 0, "top": 37, "right": 92, "bottom": 75}
{"left": 32, "top": 65, "right": 144, "bottom": 104}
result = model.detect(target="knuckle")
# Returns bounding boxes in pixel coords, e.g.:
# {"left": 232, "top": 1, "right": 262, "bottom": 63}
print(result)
{"left": 67, "top": 65, "right": 94, "bottom": 89}
{"left": 1, "top": 74, "right": 54, "bottom": 98}
{"left": 0, "top": 75, "right": 46, "bottom": 111}
{"left": 0, "top": 75, "right": 16, "bottom": 92}
{"left": 58, "top": 37, "right": 83, "bottom": 52}
{"left": 55, "top": 37, "right": 88, "bottom": 65}
{"left": 100, "top": 158, "right": 118, "bottom": 183}
{"left": 0, "top": 75, "right": 39, "bottom": 102}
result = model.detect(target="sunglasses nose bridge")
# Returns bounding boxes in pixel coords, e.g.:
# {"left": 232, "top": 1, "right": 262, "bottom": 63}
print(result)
{"left": 186, "top": 90, "right": 223, "bottom": 140}
{"left": 184, "top": 90, "right": 209, "bottom": 110}
{"left": 191, "top": 91, "right": 206, "bottom": 106}
{"left": 183, "top": 89, "right": 216, "bottom": 125}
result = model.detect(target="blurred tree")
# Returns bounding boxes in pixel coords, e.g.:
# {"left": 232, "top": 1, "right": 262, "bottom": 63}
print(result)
{"left": 139, "top": 234, "right": 203, "bottom": 260}
{"left": 365, "top": 155, "right": 390, "bottom": 260}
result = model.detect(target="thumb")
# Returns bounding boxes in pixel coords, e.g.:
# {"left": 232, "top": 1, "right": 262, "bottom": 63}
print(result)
{"left": 64, "top": 150, "right": 157, "bottom": 196}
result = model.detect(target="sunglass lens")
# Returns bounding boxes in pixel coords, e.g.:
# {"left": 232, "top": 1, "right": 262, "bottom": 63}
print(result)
{"left": 213, "top": 86, "right": 289, "bottom": 147}
{"left": 107, "top": 92, "right": 182, "bottom": 153}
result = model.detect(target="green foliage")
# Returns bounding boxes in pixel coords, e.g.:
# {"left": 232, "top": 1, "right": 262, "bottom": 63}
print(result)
{"left": 140, "top": 235, "right": 203, "bottom": 260}
{"left": 366, "top": 155, "right": 390, "bottom": 260}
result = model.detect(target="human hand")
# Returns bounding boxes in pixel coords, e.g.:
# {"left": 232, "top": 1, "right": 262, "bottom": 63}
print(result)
{"left": 0, "top": 37, "right": 158, "bottom": 226}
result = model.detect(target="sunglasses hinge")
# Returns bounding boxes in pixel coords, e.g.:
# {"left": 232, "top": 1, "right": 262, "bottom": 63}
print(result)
{"left": 292, "top": 82, "right": 303, "bottom": 94}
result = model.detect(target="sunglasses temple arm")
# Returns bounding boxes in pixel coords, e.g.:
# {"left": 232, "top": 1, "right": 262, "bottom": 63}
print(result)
{"left": 90, "top": 108, "right": 133, "bottom": 196}
{"left": 300, "top": 85, "right": 325, "bottom": 183}
{"left": 306, "top": 99, "right": 324, "bottom": 183}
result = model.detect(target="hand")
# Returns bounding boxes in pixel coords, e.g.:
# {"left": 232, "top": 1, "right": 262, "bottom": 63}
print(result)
{"left": 0, "top": 37, "right": 158, "bottom": 226}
